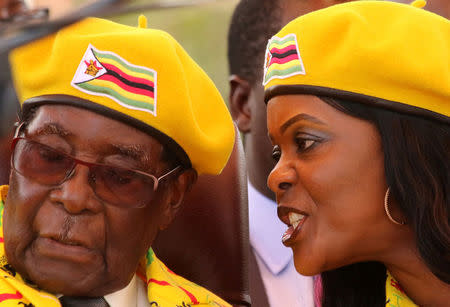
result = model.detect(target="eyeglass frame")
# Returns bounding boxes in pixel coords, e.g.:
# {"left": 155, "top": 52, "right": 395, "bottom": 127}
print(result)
{"left": 10, "top": 122, "right": 183, "bottom": 208}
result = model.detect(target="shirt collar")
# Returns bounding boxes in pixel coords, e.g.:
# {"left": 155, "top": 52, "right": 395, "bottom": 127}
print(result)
{"left": 55, "top": 275, "right": 138, "bottom": 307}
{"left": 104, "top": 274, "right": 138, "bottom": 307}
{"left": 248, "top": 181, "right": 293, "bottom": 275}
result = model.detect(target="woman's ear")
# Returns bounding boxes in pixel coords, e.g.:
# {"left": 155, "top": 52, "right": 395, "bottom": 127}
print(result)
{"left": 158, "top": 169, "right": 197, "bottom": 230}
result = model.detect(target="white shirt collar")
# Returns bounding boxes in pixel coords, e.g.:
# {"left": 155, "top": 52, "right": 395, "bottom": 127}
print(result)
{"left": 55, "top": 274, "right": 149, "bottom": 307}
{"left": 104, "top": 274, "right": 138, "bottom": 307}
{"left": 248, "top": 181, "right": 293, "bottom": 275}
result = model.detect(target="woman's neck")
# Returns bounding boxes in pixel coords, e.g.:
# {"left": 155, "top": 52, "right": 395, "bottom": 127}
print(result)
{"left": 383, "top": 245, "right": 450, "bottom": 307}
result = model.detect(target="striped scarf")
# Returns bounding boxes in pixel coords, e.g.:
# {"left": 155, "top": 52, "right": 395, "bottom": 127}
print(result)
{"left": 386, "top": 271, "right": 418, "bottom": 307}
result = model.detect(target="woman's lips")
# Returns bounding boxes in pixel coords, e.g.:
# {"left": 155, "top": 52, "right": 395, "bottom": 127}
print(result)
{"left": 282, "top": 212, "right": 308, "bottom": 246}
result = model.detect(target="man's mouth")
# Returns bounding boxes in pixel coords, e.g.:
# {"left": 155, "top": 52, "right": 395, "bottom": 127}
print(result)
{"left": 282, "top": 211, "right": 308, "bottom": 246}
{"left": 40, "top": 231, "right": 89, "bottom": 248}
{"left": 32, "top": 234, "right": 97, "bottom": 264}
{"left": 51, "top": 237, "right": 83, "bottom": 247}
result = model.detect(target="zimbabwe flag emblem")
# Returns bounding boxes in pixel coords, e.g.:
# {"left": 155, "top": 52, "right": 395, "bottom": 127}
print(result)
{"left": 263, "top": 33, "right": 305, "bottom": 86}
{"left": 71, "top": 44, "right": 157, "bottom": 115}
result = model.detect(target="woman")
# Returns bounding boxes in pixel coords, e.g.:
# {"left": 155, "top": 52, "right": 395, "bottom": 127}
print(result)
{"left": 263, "top": 1, "right": 449, "bottom": 306}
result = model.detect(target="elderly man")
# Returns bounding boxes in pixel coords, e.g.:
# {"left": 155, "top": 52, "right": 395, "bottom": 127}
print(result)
{"left": 0, "top": 16, "right": 234, "bottom": 307}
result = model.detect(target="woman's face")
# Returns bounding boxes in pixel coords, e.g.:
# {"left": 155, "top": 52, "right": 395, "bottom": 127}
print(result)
{"left": 267, "top": 94, "right": 394, "bottom": 276}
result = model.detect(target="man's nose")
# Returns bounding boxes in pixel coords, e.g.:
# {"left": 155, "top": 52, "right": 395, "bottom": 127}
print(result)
{"left": 49, "top": 164, "right": 103, "bottom": 214}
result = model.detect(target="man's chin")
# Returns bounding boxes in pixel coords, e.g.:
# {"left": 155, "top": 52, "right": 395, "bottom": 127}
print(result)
{"left": 21, "top": 254, "right": 110, "bottom": 296}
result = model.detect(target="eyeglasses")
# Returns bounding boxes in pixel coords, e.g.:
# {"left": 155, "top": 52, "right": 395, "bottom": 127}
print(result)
{"left": 10, "top": 137, "right": 182, "bottom": 208}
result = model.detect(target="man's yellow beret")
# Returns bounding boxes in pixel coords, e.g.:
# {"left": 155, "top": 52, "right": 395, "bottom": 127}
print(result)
{"left": 9, "top": 17, "right": 235, "bottom": 174}
{"left": 263, "top": 0, "right": 450, "bottom": 124}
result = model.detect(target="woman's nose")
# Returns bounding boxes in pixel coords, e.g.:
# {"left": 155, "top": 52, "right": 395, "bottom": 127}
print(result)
{"left": 267, "top": 159, "right": 297, "bottom": 194}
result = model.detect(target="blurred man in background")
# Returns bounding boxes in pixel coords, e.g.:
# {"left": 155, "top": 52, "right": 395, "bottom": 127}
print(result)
{"left": 0, "top": 0, "right": 20, "bottom": 185}
{"left": 0, "top": 0, "right": 41, "bottom": 184}
{"left": 0, "top": 81, "right": 16, "bottom": 185}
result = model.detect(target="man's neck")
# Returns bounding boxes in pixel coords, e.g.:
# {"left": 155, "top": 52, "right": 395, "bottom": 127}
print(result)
{"left": 247, "top": 174, "right": 274, "bottom": 201}
{"left": 244, "top": 139, "right": 276, "bottom": 201}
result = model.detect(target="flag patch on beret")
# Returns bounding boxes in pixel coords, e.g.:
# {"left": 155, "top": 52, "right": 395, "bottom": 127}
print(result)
{"left": 72, "top": 44, "right": 157, "bottom": 115}
{"left": 263, "top": 34, "right": 305, "bottom": 85}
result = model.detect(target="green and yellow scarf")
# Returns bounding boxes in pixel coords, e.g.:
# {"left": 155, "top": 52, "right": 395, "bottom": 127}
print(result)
{"left": 0, "top": 185, "right": 230, "bottom": 307}
{"left": 386, "top": 270, "right": 418, "bottom": 307}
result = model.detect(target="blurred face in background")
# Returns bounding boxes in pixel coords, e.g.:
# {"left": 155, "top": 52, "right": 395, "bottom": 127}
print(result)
{"left": 230, "top": 0, "right": 353, "bottom": 200}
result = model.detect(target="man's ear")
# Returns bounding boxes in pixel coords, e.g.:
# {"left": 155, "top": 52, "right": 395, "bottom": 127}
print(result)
{"left": 158, "top": 169, "right": 198, "bottom": 230}
{"left": 229, "top": 75, "right": 252, "bottom": 133}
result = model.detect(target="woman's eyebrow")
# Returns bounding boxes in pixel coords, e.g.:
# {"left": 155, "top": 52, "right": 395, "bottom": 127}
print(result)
{"left": 280, "top": 113, "right": 326, "bottom": 133}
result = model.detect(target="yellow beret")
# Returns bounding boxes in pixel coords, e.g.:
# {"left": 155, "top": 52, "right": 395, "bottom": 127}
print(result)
{"left": 263, "top": 0, "right": 450, "bottom": 124}
{"left": 9, "top": 17, "right": 235, "bottom": 175}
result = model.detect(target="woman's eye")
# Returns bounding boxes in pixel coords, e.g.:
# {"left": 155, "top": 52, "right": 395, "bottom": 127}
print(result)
{"left": 296, "top": 138, "right": 316, "bottom": 152}
{"left": 272, "top": 145, "right": 281, "bottom": 161}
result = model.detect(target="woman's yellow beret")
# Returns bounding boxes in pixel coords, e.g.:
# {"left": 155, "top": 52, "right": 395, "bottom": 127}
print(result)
{"left": 9, "top": 17, "right": 235, "bottom": 175}
{"left": 263, "top": 0, "right": 449, "bottom": 124}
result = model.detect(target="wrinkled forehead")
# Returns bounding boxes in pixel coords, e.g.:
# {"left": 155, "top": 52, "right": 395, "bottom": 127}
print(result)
{"left": 23, "top": 104, "right": 165, "bottom": 168}
{"left": 27, "top": 104, "right": 150, "bottom": 138}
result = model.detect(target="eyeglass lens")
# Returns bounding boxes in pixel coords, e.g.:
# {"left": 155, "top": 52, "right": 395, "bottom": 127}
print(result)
{"left": 12, "top": 139, "right": 157, "bottom": 208}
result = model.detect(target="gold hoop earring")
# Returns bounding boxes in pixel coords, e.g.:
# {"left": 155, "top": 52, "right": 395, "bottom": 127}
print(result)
{"left": 384, "top": 187, "right": 405, "bottom": 225}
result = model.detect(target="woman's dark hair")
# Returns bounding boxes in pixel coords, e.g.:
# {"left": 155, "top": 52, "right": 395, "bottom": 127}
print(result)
{"left": 318, "top": 96, "right": 450, "bottom": 307}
